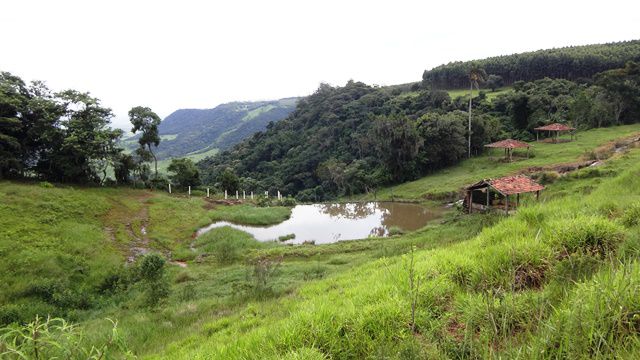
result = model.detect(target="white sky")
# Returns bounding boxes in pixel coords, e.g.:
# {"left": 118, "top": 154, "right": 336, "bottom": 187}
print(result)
{"left": 2, "top": 0, "right": 639, "bottom": 131}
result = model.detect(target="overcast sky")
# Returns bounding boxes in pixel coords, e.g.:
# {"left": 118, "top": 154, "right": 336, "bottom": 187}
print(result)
{"left": 2, "top": 0, "right": 639, "bottom": 131}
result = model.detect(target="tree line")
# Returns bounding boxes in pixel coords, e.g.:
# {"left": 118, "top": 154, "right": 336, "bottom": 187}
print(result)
{"left": 422, "top": 40, "right": 640, "bottom": 89}
{"left": 0, "top": 71, "right": 200, "bottom": 188}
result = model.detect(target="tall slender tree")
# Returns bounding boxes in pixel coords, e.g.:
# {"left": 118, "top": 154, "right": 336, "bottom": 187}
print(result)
{"left": 467, "top": 64, "right": 487, "bottom": 158}
{"left": 129, "top": 106, "right": 161, "bottom": 178}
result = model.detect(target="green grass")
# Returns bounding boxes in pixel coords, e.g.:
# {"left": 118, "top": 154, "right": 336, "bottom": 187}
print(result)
{"left": 208, "top": 204, "right": 291, "bottom": 226}
{"left": 357, "top": 124, "right": 640, "bottom": 201}
{"left": 447, "top": 86, "right": 512, "bottom": 101}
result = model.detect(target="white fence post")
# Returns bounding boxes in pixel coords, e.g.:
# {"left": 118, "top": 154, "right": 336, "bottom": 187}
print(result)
{"left": 243, "top": 190, "right": 246, "bottom": 199}
{"left": 207, "top": 188, "right": 210, "bottom": 197}
{"left": 225, "top": 190, "right": 227, "bottom": 199}
{"left": 277, "top": 191, "right": 281, "bottom": 200}
{"left": 188, "top": 186, "right": 191, "bottom": 196}
{"left": 251, "top": 191, "right": 254, "bottom": 200}
{"left": 235, "top": 190, "right": 239, "bottom": 199}
{"left": 168, "top": 183, "right": 171, "bottom": 194}
{"left": 265, "top": 191, "right": 268, "bottom": 198}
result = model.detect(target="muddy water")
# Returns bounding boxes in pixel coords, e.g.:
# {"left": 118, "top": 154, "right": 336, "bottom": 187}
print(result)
{"left": 197, "top": 202, "right": 440, "bottom": 244}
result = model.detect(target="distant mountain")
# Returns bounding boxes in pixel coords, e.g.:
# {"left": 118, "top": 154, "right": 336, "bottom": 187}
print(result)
{"left": 123, "top": 98, "right": 299, "bottom": 160}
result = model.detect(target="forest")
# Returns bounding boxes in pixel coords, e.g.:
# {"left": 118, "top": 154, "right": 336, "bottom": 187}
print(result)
{"left": 198, "top": 61, "right": 640, "bottom": 200}
{"left": 422, "top": 39, "right": 640, "bottom": 88}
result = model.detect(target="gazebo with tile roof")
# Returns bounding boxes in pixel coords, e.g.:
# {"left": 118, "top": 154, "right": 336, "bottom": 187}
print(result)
{"left": 464, "top": 175, "right": 544, "bottom": 214}
{"left": 484, "top": 139, "right": 531, "bottom": 162}
{"left": 534, "top": 123, "right": 576, "bottom": 143}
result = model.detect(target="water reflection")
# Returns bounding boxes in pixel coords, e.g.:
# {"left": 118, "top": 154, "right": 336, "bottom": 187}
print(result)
{"left": 197, "top": 202, "right": 439, "bottom": 244}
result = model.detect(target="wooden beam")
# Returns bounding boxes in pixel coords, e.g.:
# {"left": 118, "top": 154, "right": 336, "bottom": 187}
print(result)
{"left": 505, "top": 194, "right": 509, "bottom": 214}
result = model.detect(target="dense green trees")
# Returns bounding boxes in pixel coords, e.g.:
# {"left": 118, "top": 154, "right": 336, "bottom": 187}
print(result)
{"left": 167, "top": 158, "right": 200, "bottom": 189}
{"left": 0, "top": 71, "right": 126, "bottom": 183}
{"left": 422, "top": 40, "right": 640, "bottom": 89}
{"left": 199, "top": 81, "right": 499, "bottom": 200}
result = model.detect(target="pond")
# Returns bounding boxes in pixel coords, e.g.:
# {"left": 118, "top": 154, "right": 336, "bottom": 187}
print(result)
{"left": 196, "top": 202, "right": 440, "bottom": 244}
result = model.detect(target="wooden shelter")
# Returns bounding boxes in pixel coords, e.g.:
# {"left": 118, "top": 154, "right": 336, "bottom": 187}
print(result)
{"left": 464, "top": 175, "right": 544, "bottom": 214}
{"left": 534, "top": 123, "right": 576, "bottom": 143}
{"left": 484, "top": 139, "right": 531, "bottom": 162}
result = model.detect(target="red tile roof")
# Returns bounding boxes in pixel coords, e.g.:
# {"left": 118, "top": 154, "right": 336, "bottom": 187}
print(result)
{"left": 485, "top": 139, "right": 531, "bottom": 149}
{"left": 488, "top": 175, "right": 545, "bottom": 195}
{"left": 534, "top": 123, "right": 576, "bottom": 131}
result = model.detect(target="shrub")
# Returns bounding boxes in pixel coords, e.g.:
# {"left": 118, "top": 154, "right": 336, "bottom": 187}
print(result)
{"left": 278, "top": 196, "right": 297, "bottom": 207}
{"left": 256, "top": 195, "right": 272, "bottom": 207}
{"left": 138, "top": 254, "right": 170, "bottom": 306}
{"left": 388, "top": 226, "right": 406, "bottom": 236}
{"left": 39, "top": 181, "right": 54, "bottom": 188}
{"left": 278, "top": 233, "right": 296, "bottom": 242}
{"left": 547, "top": 216, "right": 625, "bottom": 256}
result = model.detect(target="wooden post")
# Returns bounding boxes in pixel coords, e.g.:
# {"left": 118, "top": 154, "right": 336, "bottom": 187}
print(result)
{"left": 168, "top": 183, "right": 171, "bottom": 194}
{"left": 536, "top": 131, "right": 539, "bottom": 142}
{"left": 468, "top": 191, "right": 473, "bottom": 214}
{"left": 277, "top": 191, "right": 281, "bottom": 200}
{"left": 516, "top": 193, "right": 520, "bottom": 207}
{"left": 207, "top": 188, "right": 210, "bottom": 197}
{"left": 251, "top": 191, "right": 254, "bottom": 200}
{"left": 486, "top": 189, "right": 490, "bottom": 212}
{"left": 536, "top": 190, "right": 540, "bottom": 201}
{"left": 509, "top": 148, "right": 512, "bottom": 162}
{"left": 527, "top": 146, "right": 530, "bottom": 159}
{"left": 236, "top": 191, "right": 239, "bottom": 199}
{"left": 188, "top": 186, "right": 191, "bottom": 196}
{"left": 505, "top": 195, "right": 509, "bottom": 214}
{"left": 225, "top": 190, "right": 227, "bottom": 199}
{"left": 265, "top": 191, "right": 268, "bottom": 198}
{"left": 243, "top": 190, "right": 246, "bottom": 199}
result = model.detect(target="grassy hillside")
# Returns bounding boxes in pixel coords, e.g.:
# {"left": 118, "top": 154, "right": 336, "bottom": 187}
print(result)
{"left": 2, "top": 126, "right": 640, "bottom": 358}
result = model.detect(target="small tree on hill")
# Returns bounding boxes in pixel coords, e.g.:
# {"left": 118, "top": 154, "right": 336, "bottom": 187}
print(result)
{"left": 217, "top": 168, "right": 239, "bottom": 193}
{"left": 129, "top": 106, "right": 161, "bottom": 178}
{"left": 167, "top": 158, "right": 200, "bottom": 189}
{"left": 485, "top": 74, "right": 503, "bottom": 92}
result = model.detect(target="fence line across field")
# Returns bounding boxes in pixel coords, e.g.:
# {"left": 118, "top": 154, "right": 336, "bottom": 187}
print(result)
{"left": 167, "top": 184, "right": 283, "bottom": 200}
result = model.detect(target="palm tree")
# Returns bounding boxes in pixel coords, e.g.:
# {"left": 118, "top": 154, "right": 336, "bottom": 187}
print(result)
{"left": 467, "top": 64, "right": 487, "bottom": 158}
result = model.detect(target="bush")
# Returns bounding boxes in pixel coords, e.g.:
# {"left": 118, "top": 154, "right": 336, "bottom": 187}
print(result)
{"left": 39, "top": 181, "right": 54, "bottom": 188}
{"left": 388, "top": 226, "right": 406, "bottom": 236}
{"left": 278, "top": 196, "right": 297, "bottom": 207}
{"left": 256, "top": 195, "right": 272, "bottom": 207}
{"left": 278, "top": 233, "right": 296, "bottom": 242}
{"left": 138, "top": 254, "right": 170, "bottom": 307}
